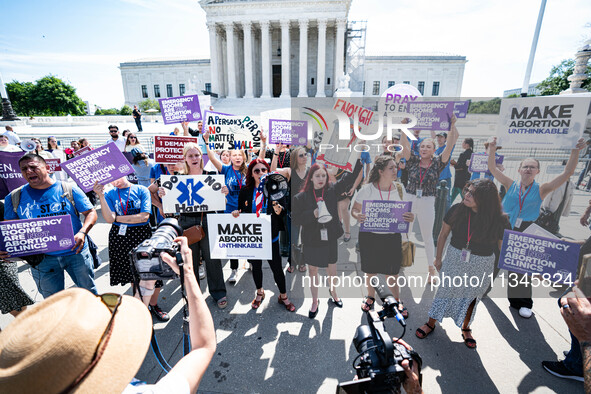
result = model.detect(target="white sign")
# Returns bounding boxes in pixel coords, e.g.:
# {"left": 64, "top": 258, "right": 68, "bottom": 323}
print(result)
{"left": 208, "top": 213, "right": 272, "bottom": 260}
{"left": 160, "top": 175, "right": 226, "bottom": 214}
{"left": 496, "top": 96, "right": 591, "bottom": 149}
{"left": 203, "top": 111, "right": 261, "bottom": 151}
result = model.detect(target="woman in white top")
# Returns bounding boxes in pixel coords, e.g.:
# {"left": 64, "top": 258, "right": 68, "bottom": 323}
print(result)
{"left": 0, "top": 134, "right": 21, "bottom": 152}
{"left": 352, "top": 155, "right": 414, "bottom": 316}
{"left": 125, "top": 132, "right": 146, "bottom": 153}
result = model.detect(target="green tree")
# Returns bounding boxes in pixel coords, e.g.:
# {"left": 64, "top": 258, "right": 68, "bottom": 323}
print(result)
{"left": 5, "top": 81, "right": 35, "bottom": 116}
{"left": 30, "top": 75, "right": 87, "bottom": 116}
{"left": 94, "top": 108, "right": 119, "bottom": 115}
{"left": 537, "top": 59, "right": 591, "bottom": 95}
{"left": 138, "top": 98, "right": 160, "bottom": 112}
{"left": 120, "top": 105, "right": 133, "bottom": 115}
{"left": 467, "top": 97, "right": 502, "bottom": 114}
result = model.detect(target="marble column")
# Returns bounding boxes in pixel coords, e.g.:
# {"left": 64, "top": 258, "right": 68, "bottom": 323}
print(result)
{"left": 260, "top": 20, "right": 272, "bottom": 98}
{"left": 280, "top": 20, "right": 291, "bottom": 98}
{"left": 224, "top": 22, "right": 237, "bottom": 98}
{"left": 316, "top": 19, "right": 327, "bottom": 97}
{"left": 242, "top": 21, "right": 254, "bottom": 98}
{"left": 216, "top": 25, "right": 226, "bottom": 97}
{"left": 298, "top": 19, "right": 309, "bottom": 97}
{"left": 334, "top": 18, "right": 346, "bottom": 93}
{"left": 207, "top": 22, "right": 220, "bottom": 96}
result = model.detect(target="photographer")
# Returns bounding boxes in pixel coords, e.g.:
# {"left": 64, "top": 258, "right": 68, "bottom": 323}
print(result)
{"left": 0, "top": 237, "right": 216, "bottom": 393}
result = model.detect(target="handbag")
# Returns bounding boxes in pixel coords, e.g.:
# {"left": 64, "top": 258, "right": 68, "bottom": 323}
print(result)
{"left": 21, "top": 254, "right": 45, "bottom": 268}
{"left": 534, "top": 184, "right": 569, "bottom": 235}
{"left": 401, "top": 234, "right": 415, "bottom": 267}
{"left": 183, "top": 212, "right": 205, "bottom": 245}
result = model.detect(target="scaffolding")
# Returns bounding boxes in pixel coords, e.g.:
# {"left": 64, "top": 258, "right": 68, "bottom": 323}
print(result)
{"left": 345, "top": 20, "right": 367, "bottom": 93}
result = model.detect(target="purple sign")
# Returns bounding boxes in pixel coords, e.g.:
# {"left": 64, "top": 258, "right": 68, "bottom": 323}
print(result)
{"left": 0, "top": 215, "right": 75, "bottom": 257}
{"left": 498, "top": 230, "right": 580, "bottom": 283}
{"left": 159, "top": 95, "right": 202, "bottom": 125}
{"left": 407, "top": 101, "right": 470, "bottom": 130}
{"left": 269, "top": 119, "right": 308, "bottom": 145}
{"left": 0, "top": 151, "right": 27, "bottom": 199}
{"left": 61, "top": 142, "right": 134, "bottom": 192}
{"left": 360, "top": 201, "right": 412, "bottom": 233}
{"left": 469, "top": 153, "right": 504, "bottom": 174}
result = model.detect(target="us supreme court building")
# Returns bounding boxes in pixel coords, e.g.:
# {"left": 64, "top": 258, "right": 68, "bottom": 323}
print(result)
{"left": 120, "top": 0, "right": 467, "bottom": 106}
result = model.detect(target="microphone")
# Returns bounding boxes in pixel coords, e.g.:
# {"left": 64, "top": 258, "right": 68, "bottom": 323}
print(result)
{"left": 374, "top": 282, "right": 406, "bottom": 327}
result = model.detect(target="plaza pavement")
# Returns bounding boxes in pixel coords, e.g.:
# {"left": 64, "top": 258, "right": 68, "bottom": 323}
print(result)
{"left": 2, "top": 187, "right": 589, "bottom": 393}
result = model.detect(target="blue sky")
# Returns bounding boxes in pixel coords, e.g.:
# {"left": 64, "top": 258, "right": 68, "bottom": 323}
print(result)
{"left": 1, "top": 0, "right": 590, "bottom": 108}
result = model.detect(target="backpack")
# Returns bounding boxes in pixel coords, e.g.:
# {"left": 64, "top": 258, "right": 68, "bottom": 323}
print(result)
{"left": 11, "top": 182, "right": 101, "bottom": 268}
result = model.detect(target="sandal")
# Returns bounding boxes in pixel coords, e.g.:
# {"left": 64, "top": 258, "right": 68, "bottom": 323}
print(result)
{"left": 217, "top": 296, "right": 228, "bottom": 309}
{"left": 287, "top": 265, "right": 295, "bottom": 274}
{"left": 343, "top": 232, "right": 351, "bottom": 242}
{"left": 298, "top": 264, "right": 307, "bottom": 273}
{"left": 397, "top": 301, "right": 409, "bottom": 319}
{"left": 415, "top": 322, "right": 435, "bottom": 339}
{"left": 251, "top": 291, "right": 265, "bottom": 309}
{"left": 461, "top": 328, "right": 477, "bottom": 349}
{"left": 361, "top": 296, "right": 375, "bottom": 312}
{"left": 278, "top": 295, "right": 296, "bottom": 312}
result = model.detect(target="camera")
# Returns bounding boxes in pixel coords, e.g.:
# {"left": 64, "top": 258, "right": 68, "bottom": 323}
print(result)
{"left": 337, "top": 285, "right": 422, "bottom": 394}
{"left": 131, "top": 218, "right": 184, "bottom": 281}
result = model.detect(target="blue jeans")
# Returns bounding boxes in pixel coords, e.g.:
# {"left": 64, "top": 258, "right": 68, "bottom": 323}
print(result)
{"left": 563, "top": 331, "right": 584, "bottom": 375}
{"left": 441, "top": 177, "right": 452, "bottom": 213}
{"left": 31, "top": 248, "right": 98, "bottom": 298}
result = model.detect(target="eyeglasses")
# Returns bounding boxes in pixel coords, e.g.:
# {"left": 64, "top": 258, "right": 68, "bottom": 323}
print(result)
{"left": 521, "top": 166, "right": 538, "bottom": 170}
{"left": 109, "top": 130, "right": 118, "bottom": 133}
{"left": 253, "top": 168, "right": 268, "bottom": 174}
{"left": 298, "top": 154, "right": 306, "bottom": 158}
{"left": 61, "top": 293, "right": 122, "bottom": 393}
{"left": 129, "top": 137, "right": 137, "bottom": 139}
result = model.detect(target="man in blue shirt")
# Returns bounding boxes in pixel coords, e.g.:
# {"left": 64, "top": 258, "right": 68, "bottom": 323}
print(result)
{"left": 1, "top": 153, "right": 98, "bottom": 298}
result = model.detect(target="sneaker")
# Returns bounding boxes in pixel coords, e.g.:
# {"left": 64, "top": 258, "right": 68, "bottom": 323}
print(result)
{"left": 149, "top": 304, "right": 170, "bottom": 322}
{"left": 519, "top": 307, "right": 533, "bottom": 318}
{"left": 542, "top": 361, "right": 584, "bottom": 382}
{"left": 198, "top": 264, "right": 206, "bottom": 280}
{"left": 228, "top": 269, "right": 237, "bottom": 284}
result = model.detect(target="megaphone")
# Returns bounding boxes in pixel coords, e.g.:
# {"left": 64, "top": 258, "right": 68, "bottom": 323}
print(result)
{"left": 262, "top": 172, "right": 289, "bottom": 201}
{"left": 21, "top": 139, "right": 37, "bottom": 152}
{"left": 316, "top": 199, "right": 333, "bottom": 224}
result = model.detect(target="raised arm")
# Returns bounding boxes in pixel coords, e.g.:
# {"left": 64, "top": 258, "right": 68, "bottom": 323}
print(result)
{"left": 181, "top": 121, "right": 190, "bottom": 137}
{"left": 202, "top": 130, "right": 223, "bottom": 173}
{"left": 440, "top": 115, "right": 458, "bottom": 164}
{"left": 270, "top": 142, "right": 282, "bottom": 172}
{"left": 258, "top": 129, "right": 267, "bottom": 160}
{"left": 487, "top": 137, "right": 513, "bottom": 190}
{"left": 400, "top": 131, "right": 411, "bottom": 161}
{"left": 540, "top": 138, "right": 585, "bottom": 199}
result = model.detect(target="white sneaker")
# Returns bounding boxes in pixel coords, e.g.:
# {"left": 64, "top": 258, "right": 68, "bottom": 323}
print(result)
{"left": 198, "top": 265, "right": 206, "bottom": 280}
{"left": 228, "top": 269, "right": 237, "bottom": 284}
{"left": 519, "top": 307, "right": 533, "bottom": 318}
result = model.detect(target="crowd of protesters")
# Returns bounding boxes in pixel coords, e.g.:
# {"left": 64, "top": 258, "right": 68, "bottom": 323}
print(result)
{"left": 0, "top": 116, "right": 590, "bottom": 392}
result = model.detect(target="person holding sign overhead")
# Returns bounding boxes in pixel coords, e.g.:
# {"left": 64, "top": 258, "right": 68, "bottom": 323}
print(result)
{"left": 233, "top": 158, "right": 295, "bottom": 312}
{"left": 351, "top": 155, "right": 414, "bottom": 316}
{"left": 203, "top": 129, "right": 249, "bottom": 284}
{"left": 415, "top": 179, "right": 510, "bottom": 348}
{"left": 487, "top": 136, "right": 586, "bottom": 318}
{"left": 398, "top": 115, "right": 459, "bottom": 282}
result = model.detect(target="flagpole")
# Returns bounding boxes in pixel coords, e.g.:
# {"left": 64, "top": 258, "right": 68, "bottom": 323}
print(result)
{"left": 521, "top": 0, "right": 547, "bottom": 97}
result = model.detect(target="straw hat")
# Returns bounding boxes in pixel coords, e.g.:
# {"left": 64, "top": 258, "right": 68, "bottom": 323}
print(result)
{"left": 0, "top": 288, "right": 152, "bottom": 394}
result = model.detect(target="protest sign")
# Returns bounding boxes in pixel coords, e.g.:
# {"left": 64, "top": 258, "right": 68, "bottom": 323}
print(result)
{"left": 360, "top": 201, "right": 412, "bottom": 233}
{"left": 0, "top": 215, "right": 75, "bottom": 257}
{"left": 0, "top": 151, "right": 27, "bottom": 199}
{"left": 407, "top": 101, "right": 470, "bottom": 130}
{"left": 498, "top": 230, "right": 580, "bottom": 283}
{"left": 45, "top": 158, "right": 61, "bottom": 172}
{"left": 468, "top": 153, "right": 504, "bottom": 174}
{"left": 496, "top": 96, "right": 591, "bottom": 149}
{"left": 269, "top": 119, "right": 308, "bottom": 145}
{"left": 61, "top": 142, "right": 134, "bottom": 192}
{"left": 203, "top": 111, "right": 261, "bottom": 151}
{"left": 154, "top": 136, "right": 198, "bottom": 164}
{"left": 159, "top": 95, "right": 202, "bottom": 125}
{"left": 73, "top": 146, "right": 92, "bottom": 157}
{"left": 160, "top": 174, "right": 226, "bottom": 213}
{"left": 379, "top": 83, "right": 422, "bottom": 114}
{"left": 208, "top": 213, "right": 272, "bottom": 260}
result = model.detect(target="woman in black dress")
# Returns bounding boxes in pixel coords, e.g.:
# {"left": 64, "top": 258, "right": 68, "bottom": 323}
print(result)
{"left": 293, "top": 160, "right": 362, "bottom": 318}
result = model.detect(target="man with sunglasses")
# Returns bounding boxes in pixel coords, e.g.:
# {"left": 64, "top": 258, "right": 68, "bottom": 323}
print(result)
{"left": 0, "top": 237, "right": 216, "bottom": 393}
{"left": 107, "top": 125, "right": 126, "bottom": 152}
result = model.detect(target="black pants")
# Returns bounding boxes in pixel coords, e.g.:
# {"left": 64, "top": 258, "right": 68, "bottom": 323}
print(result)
{"left": 230, "top": 259, "right": 239, "bottom": 270}
{"left": 250, "top": 241, "right": 286, "bottom": 293}
{"left": 508, "top": 221, "right": 534, "bottom": 309}
{"left": 135, "top": 117, "right": 143, "bottom": 131}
